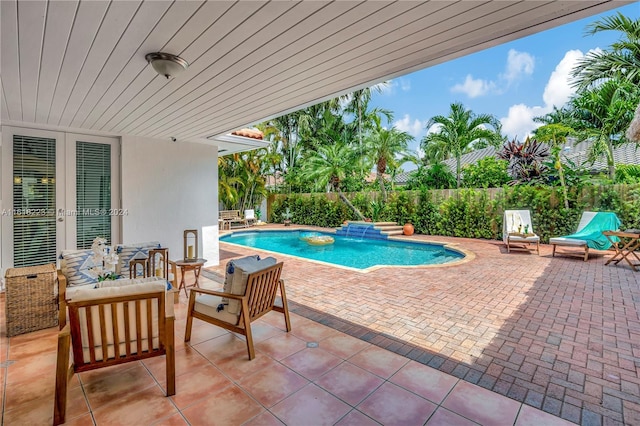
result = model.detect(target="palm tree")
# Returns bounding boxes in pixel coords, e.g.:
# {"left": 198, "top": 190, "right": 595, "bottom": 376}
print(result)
{"left": 533, "top": 123, "right": 575, "bottom": 209}
{"left": 365, "top": 114, "right": 414, "bottom": 200}
{"left": 421, "top": 102, "right": 502, "bottom": 188}
{"left": 300, "top": 143, "right": 365, "bottom": 220}
{"left": 570, "top": 79, "right": 639, "bottom": 179}
{"left": 571, "top": 12, "right": 640, "bottom": 90}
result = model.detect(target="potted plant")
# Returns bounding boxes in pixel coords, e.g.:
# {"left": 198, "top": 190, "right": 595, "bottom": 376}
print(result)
{"left": 282, "top": 207, "right": 292, "bottom": 226}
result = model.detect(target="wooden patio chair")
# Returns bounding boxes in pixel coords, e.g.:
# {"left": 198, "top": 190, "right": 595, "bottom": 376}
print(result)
{"left": 185, "top": 262, "right": 291, "bottom": 360}
{"left": 54, "top": 282, "right": 175, "bottom": 425}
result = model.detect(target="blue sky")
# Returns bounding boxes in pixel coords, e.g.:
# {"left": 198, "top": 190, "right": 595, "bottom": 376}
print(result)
{"left": 369, "top": 3, "right": 639, "bottom": 166}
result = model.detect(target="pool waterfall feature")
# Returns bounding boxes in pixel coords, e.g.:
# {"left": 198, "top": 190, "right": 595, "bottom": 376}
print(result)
{"left": 335, "top": 221, "right": 401, "bottom": 240}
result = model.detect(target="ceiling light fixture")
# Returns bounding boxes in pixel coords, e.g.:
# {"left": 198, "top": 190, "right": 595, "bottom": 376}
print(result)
{"left": 145, "top": 52, "right": 189, "bottom": 79}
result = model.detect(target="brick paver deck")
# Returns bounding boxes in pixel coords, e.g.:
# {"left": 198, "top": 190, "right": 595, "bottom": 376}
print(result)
{"left": 212, "top": 226, "right": 640, "bottom": 425}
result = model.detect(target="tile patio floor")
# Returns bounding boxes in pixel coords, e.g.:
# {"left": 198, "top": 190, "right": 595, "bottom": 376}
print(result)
{"left": 1, "top": 226, "right": 638, "bottom": 425}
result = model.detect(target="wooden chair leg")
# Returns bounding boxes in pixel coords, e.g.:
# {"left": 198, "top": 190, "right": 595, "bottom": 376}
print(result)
{"left": 53, "top": 325, "right": 71, "bottom": 426}
{"left": 584, "top": 246, "right": 589, "bottom": 262}
{"left": 184, "top": 291, "right": 196, "bottom": 342}
{"left": 552, "top": 244, "right": 556, "bottom": 257}
{"left": 165, "top": 317, "right": 176, "bottom": 396}
{"left": 279, "top": 279, "right": 292, "bottom": 332}
{"left": 240, "top": 300, "right": 255, "bottom": 360}
{"left": 506, "top": 239, "right": 510, "bottom": 253}
{"left": 536, "top": 241, "right": 540, "bottom": 255}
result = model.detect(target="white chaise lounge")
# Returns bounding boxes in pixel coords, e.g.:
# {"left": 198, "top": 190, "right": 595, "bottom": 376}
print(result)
{"left": 503, "top": 210, "right": 540, "bottom": 254}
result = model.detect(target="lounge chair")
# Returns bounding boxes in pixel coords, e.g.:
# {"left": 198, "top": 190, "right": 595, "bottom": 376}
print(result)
{"left": 244, "top": 209, "right": 257, "bottom": 226}
{"left": 549, "top": 211, "right": 621, "bottom": 261}
{"left": 503, "top": 210, "right": 540, "bottom": 254}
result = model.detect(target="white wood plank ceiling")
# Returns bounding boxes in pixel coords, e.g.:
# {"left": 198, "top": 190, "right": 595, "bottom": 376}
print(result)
{"left": 0, "top": 1, "right": 630, "bottom": 146}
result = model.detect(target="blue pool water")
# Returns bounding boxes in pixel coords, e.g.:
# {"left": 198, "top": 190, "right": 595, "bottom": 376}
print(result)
{"left": 220, "top": 230, "right": 465, "bottom": 270}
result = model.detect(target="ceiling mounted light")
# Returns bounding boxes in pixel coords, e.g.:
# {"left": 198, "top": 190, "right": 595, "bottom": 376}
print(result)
{"left": 145, "top": 52, "right": 189, "bottom": 79}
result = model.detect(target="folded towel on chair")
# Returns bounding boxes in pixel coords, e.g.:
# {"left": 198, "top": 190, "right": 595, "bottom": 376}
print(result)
{"left": 561, "top": 212, "right": 621, "bottom": 250}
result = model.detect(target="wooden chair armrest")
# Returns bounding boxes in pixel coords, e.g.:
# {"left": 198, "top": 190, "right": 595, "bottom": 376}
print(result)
{"left": 189, "top": 287, "right": 245, "bottom": 301}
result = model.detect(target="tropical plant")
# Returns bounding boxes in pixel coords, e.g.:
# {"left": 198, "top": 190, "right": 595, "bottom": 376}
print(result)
{"left": 404, "top": 161, "right": 456, "bottom": 190}
{"left": 498, "top": 138, "right": 550, "bottom": 185}
{"left": 364, "top": 114, "right": 414, "bottom": 200}
{"left": 615, "top": 164, "right": 640, "bottom": 184}
{"left": 570, "top": 79, "right": 639, "bottom": 179}
{"left": 533, "top": 123, "right": 575, "bottom": 208}
{"left": 461, "top": 157, "right": 510, "bottom": 188}
{"left": 299, "top": 143, "right": 365, "bottom": 220}
{"left": 571, "top": 12, "right": 640, "bottom": 90}
{"left": 421, "top": 102, "right": 503, "bottom": 188}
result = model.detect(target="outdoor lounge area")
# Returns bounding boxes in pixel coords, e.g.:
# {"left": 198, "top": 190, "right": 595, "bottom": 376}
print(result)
{"left": 1, "top": 227, "right": 639, "bottom": 425}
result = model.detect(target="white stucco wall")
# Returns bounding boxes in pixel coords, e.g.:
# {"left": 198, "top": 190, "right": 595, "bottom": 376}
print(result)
{"left": 120, "top": 136, "right": 219, "bottom": 267}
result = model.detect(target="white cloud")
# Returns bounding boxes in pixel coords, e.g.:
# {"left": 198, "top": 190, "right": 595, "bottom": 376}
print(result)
{"left": 500, "top": 49, "right": 583, "bottom": 140}
{"left": 451, "top": 75, "right": 496, "bottom": 98}
{"left": 451, "top": 49, "right": 534, "bottom": 98}
{"left": 394, "top": 114, "right": 425, "bottom": 138}
{"left": 399, "top": 78, "right": 411, "bottom": 92}
{"left": 501, "top": 49, "right": 535, "bottom": 85}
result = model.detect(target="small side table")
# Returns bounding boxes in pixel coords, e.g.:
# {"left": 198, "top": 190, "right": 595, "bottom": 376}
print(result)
{"left": 603, "top": 230, "right": 640, "bottom": 272}
{"left": 174, "top": 258, "right": 207, "bottom": 297}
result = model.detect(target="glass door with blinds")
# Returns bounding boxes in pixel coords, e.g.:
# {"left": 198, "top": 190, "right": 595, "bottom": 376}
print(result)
{"left": 1, "top": 127, "right": 120, "bottom": 269}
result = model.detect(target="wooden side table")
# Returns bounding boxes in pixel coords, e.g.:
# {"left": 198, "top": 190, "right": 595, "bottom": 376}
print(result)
{"left": 174, "top": 258, "right": 207, "bottom": 297}
{"left": 603, "top": 231, "right": 640, "bottom": 272}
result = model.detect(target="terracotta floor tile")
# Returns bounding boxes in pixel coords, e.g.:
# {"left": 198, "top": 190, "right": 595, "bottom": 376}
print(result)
{"left": 348, "top": 345, "right": 409, "bottom": 379}
{"left": 289, "top": 320, "right": 341, "bottom": 343}
{"left": 270, "top": 383, "right": 351, "bottom": 425}
{"left": 82, "top": 362, "right": 157, "bottom": 409}
{"left": 335, "top": 409, "right": 382, "bottom": 426}
{"left": 4, "top": 373, "right": 55, "bottom": 410}
{"left": 319, "top": 334, "right": 371, "bottom": 359}
{"left": 255, "top": 332, "right": 307, "bottom": 360}
{"left": 389, "top": 360, "right": 458, "bottom": 404}
{"left": 238, "top": 362, "right": 308, "bottom": 407}
{"left": 515, "top": 404, "right": 576, "bottom": 426}
{"left": 243, "top": 410, "right": 286, "bottom": 426}
{"left": 181, "top": 384, "right": 264, "bottom": 426}
{"left": 281, "top": 347, "right": 342, "bottom": 380}
{"left": 245, "top": 321, "right": 285, "bottom": 343}
{"left": 358, "top": 381, "right": 437, "bottom": 426}
{"left": 151, "top": 412, "right": 190, "bottom": 425}
{"left": 214, "top": 349, "right": 280, "bottom": 381}
{"left": 3, "top": 385, "right": 87, "bottom": 425}
{"left": 184, "top": 320, "right": 231, "bottom": 345}
{"left": 92, "top": 385, "right": 178, "bottom": 424}
{"left": 315, "top": 361, "right": 384, "bottom": 406}
{"left": 192, "top": 332, "right": 251, "bottom": 364}
{"left": 63, "top": 413, "right": 96, "bottom": 426}
{"left": 6, "top": 351, "right": 57, "bottom": 384}
{"left": 170, "top": 364, "right": 234, "bottom": 410}
{"left": 442, "top": 381, "right": 521, "bottom": 426}
{"left": 425, "top": 407, "right": 479, "bottom": 426}
{"left": 143, "top": 345, "right": 211, "bottom": 382}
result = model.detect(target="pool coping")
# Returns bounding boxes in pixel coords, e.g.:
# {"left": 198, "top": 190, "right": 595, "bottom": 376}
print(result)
{"left": 219, "top": 225, "right": 476, "bottom": 273}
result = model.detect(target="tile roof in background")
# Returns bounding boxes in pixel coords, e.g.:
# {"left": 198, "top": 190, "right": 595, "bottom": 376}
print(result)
{"left": 231, "top": 128, "right": 264, "bottom": 140}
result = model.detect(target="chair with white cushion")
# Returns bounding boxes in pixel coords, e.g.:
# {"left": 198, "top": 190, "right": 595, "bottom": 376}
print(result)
{"left": 185, "top": 257, "right": 291, "bottom": 360}
{"left": 54, "top": 280, "right": 175, "bottom": 425}
{"left": 503, "top": 210, "right": 540, "bottom": 254}
{"left": 244, "top": 209, "right": 257, "bottom": 226}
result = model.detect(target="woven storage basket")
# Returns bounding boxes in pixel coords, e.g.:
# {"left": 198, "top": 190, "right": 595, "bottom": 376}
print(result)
{"left": 5, "top": 263, "right": 58, "bottom": 337}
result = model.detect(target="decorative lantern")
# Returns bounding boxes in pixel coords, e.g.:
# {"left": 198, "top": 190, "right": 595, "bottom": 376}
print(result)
{"left": 184, "top": 229, "right": 198, "bottom": 261}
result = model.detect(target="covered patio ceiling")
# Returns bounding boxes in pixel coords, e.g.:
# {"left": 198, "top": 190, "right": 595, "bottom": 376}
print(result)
{"left": 1, "top": 1, "right": 631, "bottom": 149}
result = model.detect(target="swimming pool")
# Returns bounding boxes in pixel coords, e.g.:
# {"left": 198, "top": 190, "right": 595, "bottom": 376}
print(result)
{"left": 220, "top": 230, "right": 466, "bottom": 270}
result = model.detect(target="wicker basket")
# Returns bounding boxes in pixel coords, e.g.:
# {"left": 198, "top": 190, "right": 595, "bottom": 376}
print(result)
{"left": 5, "top": 264, "right": 58, "bottom": 337}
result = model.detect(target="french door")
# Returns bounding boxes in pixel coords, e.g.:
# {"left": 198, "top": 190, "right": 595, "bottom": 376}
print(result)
{"left": 1, "top": 127, "right": 120, "bottom": 269}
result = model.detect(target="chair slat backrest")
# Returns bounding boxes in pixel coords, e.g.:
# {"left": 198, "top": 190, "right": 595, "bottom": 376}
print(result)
{"left": 245, "top": 263, "right": 283, "bottom": 322}
{"left": 67, "top": 290, "right": 166, "bottom": 372}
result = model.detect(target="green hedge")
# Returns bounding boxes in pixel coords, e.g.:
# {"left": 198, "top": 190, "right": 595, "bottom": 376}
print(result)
{"left": 269, "top": 185, "right": 640, "bottom": 243}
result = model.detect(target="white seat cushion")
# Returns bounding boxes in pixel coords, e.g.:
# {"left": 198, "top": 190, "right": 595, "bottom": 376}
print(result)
{"left": 194, "top": 294, "right": 240, "bottom": 325}
{"left": 508, "top": 235, "right": 540, "bottom": 243}
{"left": 549, "top": 237, "right": 587, "bottom": 246}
